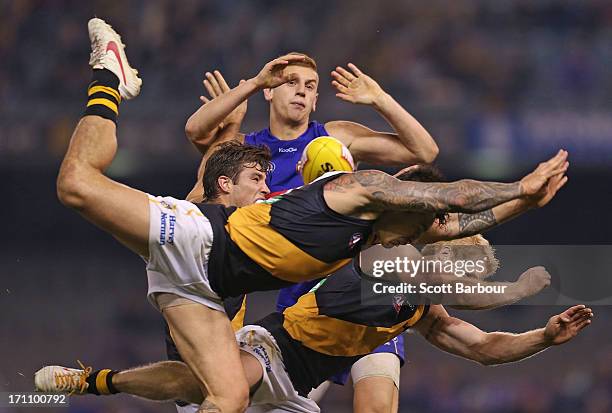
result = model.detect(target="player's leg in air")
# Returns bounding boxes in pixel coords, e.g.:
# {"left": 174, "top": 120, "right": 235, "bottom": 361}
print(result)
{"left": 55, "top": 18, "right": 249, "bottom": 412}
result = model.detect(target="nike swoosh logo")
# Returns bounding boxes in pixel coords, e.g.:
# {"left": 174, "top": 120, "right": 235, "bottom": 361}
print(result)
{"left": 106, "top": 41, "right": 127, "bottom": 84}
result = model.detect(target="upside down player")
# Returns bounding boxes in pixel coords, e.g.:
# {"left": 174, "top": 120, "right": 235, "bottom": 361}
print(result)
{"left": 182, "top": 51, "right": 440, "bottom": 411}
{"left": 56, "top": 18, "right": 569, "bottom": 413}
{"left": 36, "top": 236, "right": 593, "bottom": 411}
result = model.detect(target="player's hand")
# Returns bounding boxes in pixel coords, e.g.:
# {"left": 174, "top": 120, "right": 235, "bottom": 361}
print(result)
{"left": 519, "top": 150, "right": 569, "bottom": 197}
{"left": 332, "top": 63, "right": 386, "bottom": 106}
{"left": 544, "top": 305, "right": 593, "bottom": 345}
{"left": 517, "top": 266, "right": 551, "bottom": 297}
{"left": 524, "top": 169, "right": 568, "bottom": 209}
{"left": 200, "top": 71, "right": 248, "bottom": 125}
{"left": 253, "top": 54, "right": 306, "bottom": 89}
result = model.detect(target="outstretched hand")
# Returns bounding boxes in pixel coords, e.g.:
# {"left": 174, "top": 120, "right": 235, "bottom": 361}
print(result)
{"left": 331, "top": 63, "right": 385, "bottom": 105}
{"left": 544, "top": 305, "right": 593, "bottom": 345}
{"left": 520, "top": 150, "right": 569, "bottom": 197}
{"left": 199, "top": 70, "right": 247, "bottom": 125}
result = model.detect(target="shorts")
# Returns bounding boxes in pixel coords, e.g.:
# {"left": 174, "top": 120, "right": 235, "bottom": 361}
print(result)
{"left": 146, "top": 195, "right": 224, "bottom": 313}
{"left": 329, "top": 334, "right": 405, "bottom": 385}
{"left": 236, "top": 325, "right": 320, "bottom": 413}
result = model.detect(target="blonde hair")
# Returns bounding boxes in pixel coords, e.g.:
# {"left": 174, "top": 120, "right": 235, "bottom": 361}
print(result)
{"left": 421, "top": 234, "right": 500, "bottom": 279}
{"left": 282, "top": 52, "right": 318, "bottom": 71}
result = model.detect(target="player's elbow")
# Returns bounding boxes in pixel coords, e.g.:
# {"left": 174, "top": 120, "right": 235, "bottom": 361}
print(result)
{"left": 184, "top": 119, "right": 200, "bottom": 141}
{"left": 416, "top": 142, "right": 439, "bottom": 164}
{"left": 185, "top": 118, "right": 201, "bottom": 144}
{"left": 424, "top": 143, "right": 439, "bottom": 163}
{"left": 184, "top": 122, "right": 212, "bottom": 154}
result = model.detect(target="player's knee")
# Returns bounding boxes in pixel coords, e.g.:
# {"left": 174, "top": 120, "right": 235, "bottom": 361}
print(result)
{"left": 57, "top": 163, "right": 88, "bottom": 209}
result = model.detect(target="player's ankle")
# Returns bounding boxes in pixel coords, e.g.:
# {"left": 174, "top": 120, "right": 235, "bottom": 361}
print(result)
{"left": 83, "top": 69, "right": 121, "bottom": 124}
{"left": 85, "top": 369, "right": 120, "bottom": 395}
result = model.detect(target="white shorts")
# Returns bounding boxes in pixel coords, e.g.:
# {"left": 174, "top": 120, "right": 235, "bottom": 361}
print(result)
{"left": 236, "top": 325, "right": 320, "bottom": 413}
{"left": 146, "top": 195, "right": 224, "bottom": 313}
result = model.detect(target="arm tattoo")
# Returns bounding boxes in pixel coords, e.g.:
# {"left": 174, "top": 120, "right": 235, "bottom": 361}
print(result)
{"left": 458, "top": 209, "right": 498, "bottom": 236}
{"left": 353, "top": 170, "right": 522, "bottom": 214}
{"left": 323, "top": 173, "right": 358, "bottom": 193}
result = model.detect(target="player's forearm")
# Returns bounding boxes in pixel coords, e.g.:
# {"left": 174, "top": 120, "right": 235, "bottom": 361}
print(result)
{"left": 400, "top": 271, "right": 525, "bottom": 309}
{"left": 427, "top": 198, "right": 532, "bottom": 242}
{"left": 474, "top": 329, "right": 550, "bottom": 366}
{"left": 372, "top": 92, "right": 439, "bottom": 163}
{"left": 354, "top": 171, "right": 522, "bottom": 214}
{"left": 444, "top": 278, "right": 525, "bottom": 310}
{"left": 185, "top": 78, "right": 258, "bottom": 146}
{"left": 456, "top": 199, "right": 532, "bottom": 237}
{"left": 442, "top": 180, "right": 524, "bottom": 213}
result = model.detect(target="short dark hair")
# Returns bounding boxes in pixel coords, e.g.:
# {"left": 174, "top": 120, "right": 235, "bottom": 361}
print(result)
{"left": 203, "top": 141, "right": 272, "bottom": 202}
{"left": 395, "top": 164, "right": 448, "bottom": 225}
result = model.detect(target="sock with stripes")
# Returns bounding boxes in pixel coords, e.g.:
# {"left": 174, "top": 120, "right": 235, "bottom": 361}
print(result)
{"left": 83, "top": 69, "right": 121, "bottom": 123}
{"left": 85, "top": 369, "right": 120, "bottom": 395}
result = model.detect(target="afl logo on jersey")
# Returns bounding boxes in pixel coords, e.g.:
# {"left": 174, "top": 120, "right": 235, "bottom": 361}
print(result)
{"left": 348, "top": 232, "right": 363, "bottom": 250}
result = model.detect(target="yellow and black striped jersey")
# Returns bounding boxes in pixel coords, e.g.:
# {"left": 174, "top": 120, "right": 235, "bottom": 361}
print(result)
{"left": 256, "top": 259, "right": 428, "bottom": 396}
{"left": 196, "top": 173, "right": 374, "bottom": 298}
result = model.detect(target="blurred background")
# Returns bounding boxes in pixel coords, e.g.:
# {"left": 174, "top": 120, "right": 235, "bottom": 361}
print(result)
{"left": 1, "top": 0, "right": 611, "bottom": 412}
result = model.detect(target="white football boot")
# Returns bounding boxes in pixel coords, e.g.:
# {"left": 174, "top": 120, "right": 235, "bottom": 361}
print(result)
{"left": 34, "top": 362, "right": 92, "bottom": 395}
{"left": 88, "top": 17, "right": 142, "bottom": 100}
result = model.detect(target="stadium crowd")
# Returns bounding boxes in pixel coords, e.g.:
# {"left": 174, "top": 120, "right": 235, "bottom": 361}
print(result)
{"left": 2, "top": 1, "right": 611, "bottom": 412}
{"left": 2, "top": 0, "right": 612, "bottom": 164}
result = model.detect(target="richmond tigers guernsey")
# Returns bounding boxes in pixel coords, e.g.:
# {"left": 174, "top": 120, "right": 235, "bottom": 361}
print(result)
{"left": 196, "top": 173, "right": 373, "bottom": 298}
{"left": 256, "top": 259, "right": 428, "bottom": 396}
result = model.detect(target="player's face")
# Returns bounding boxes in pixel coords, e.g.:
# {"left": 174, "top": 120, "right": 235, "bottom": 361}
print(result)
{"left": 229, "top": 165, "right": 270, "bottom": 207}
{"left": 374, "top": 211, "right": 435, "bottom": 248}
{"left": 267, "top": 65, "right": 319, "bottom": 125}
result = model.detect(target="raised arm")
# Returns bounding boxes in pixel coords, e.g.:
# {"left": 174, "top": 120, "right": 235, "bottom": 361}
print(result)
{"left": 419, "top": 170, "right": 567, "bottom": 242}
{"left": 184, "top": 54, "right": 306, "bottom": 153}
{"left": 327, "top": 63, "right": 438, "bottom": 165}
{"left": 415, "top": 304, "right": 593, "bottom": 366}
{"left": 324, "top": 150, "right": 567, "bottom": 217}
{"left": 184, "top": 71, "right": 247, "bottom": 154}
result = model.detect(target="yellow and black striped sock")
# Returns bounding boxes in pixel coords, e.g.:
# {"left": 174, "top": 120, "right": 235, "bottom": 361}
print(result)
{"left": 85, "top": 369, "right": 119, "bottom": 395}
{"left": 84, "top": 69, "right": 121, "bottom": 123}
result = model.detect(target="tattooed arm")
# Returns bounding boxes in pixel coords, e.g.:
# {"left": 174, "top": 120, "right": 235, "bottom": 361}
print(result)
{"left": 417, "top": 168, "right": 569, "bottom": 243}
{"left": 323, "top": 150, "right": 568, "bottom": 217}
{"left": 352, "top": 170, "right": 524, "bottom": 213}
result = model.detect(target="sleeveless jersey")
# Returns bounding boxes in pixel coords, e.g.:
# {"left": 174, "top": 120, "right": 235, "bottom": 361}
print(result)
{"left": 257, "top": 259, "right": 428, "bottom": 396}
{"left": 244, "top": 121, "right": 329, "bottom": 193}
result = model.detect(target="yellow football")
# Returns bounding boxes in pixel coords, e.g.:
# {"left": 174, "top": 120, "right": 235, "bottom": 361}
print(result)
{"left": 299, "top": 136, "right": 355, "bottom": 184}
